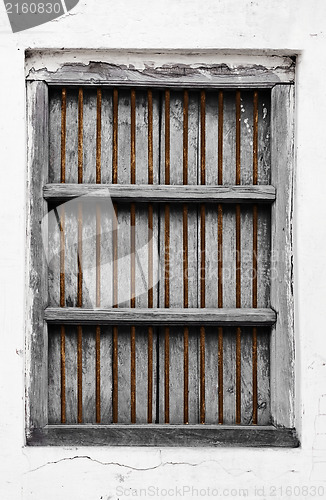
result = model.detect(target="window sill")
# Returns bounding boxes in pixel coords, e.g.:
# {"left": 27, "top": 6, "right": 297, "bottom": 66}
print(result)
{"left": 27, "top": 424, "right": 299, "bottom": 448}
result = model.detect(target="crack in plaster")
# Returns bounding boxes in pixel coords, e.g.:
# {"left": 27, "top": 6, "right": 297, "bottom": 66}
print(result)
{"left": 25, "top": 454, "right": 252, "bottom": 477}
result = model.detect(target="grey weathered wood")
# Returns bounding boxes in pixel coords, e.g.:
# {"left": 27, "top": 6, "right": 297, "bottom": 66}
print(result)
{"left": 240, "top": 328, "right": 253, "bottom": 425}
{"left": 270, "top": 84, "right": 295, "bottom": 428}
{"left": 48, "top": 326, "right": 61, "bottom": 424}
{"left": 44, "top": 307, "right": 276, "bottom": 325}
{"left": 65, "top": 325, "right": 78, "bottom": 423}
{"left": 100, "top": 326, "right": 113, "bottom": 423}
{"left": 27, "top": 424, "right": 299, "bottom": 447}
{"left": 205, "top": 327, "right": 219, "bottom": 424}
{"left": 223, "top": 328, "right": 236, "bottom": 424}
{"left": 44, "top": 183, "right": 276, "bottom": 203}
{"left": 82, "top": 326, "right": 96, "bottom": 423}
{"left": 26, "top": 81, "right": 49, "bottom": 437}
{"left": 133, "top": 94, "right": 159, "bottom": 423}
{"left": 65, "top": 89, "right": 79, "bottom": 183}
{"left": 26, "top": 59, "right": 295, "bottom": 87}
{"left": 48, "top": 88, "right": 61, "bottom": 183}
{"left": 258, "top": 90, "right": 272, "bottom": 185}
{"left": 257, "top": 327, "right": 271, "bottom": 425}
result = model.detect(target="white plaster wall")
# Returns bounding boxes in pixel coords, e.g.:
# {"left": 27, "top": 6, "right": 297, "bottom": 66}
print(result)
{"left": 0, "top": 1, "right": 326, "bottom": 499}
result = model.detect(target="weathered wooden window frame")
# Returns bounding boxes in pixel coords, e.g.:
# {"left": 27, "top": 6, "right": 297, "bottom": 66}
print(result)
{"left": 25, "top": 55, "right": 297, "bottom": 447}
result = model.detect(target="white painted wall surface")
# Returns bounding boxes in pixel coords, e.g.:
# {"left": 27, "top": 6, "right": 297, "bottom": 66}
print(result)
{"left": 0, "top": 1, "right": 326, "bottom": 499}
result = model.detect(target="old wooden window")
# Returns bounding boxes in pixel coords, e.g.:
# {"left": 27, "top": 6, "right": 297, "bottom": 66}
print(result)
{"left": 26, "top": 53, "right": 298, "bottom": 446}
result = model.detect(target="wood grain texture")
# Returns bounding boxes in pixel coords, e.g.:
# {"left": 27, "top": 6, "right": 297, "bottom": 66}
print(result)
{"left": 26, "top": 81, "right": 49, "bottom": 433}
{"left": 44, "top": 307, "right": 276, "bottom": 325}
{"left": 27, "top": 424, "right": 299, "bottom": 448}
{"left": 44, "top": 183, "right": 276, "bottom": 202}
{"left": 27, "top": 59, "right": 295, "bottom": 87}
{"left": 270, "top": 84, "right": 295, "bottom": 428}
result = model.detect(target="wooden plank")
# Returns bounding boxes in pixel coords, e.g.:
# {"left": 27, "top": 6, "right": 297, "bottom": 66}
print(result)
{"left": 239, "top": 94, "right": 254, "bottom": 425}
{"left": 81, "top": 326, "right": 96, "bottom": 423}
{"left": 65, "top": 325, "right": 78, "bottom": 424}
{"left": 27, "top": 59, "right": 295, "bottom": 87}
{"left": 257, "top": 327, "right": 271, "bottom": 425}
{"left": 27, "top": 424, "right": 299, "bottom": 448}
{"left": 220, "top": 94, "right": 237, "bottom": 428}
{"left": 100, "top": 325, "right": 113, "bottom": 423}
{"left": 257, "top": 206, "right": 271, "bottom": 308}
{"left": 48, "top": 88, "right": 61, "bottom": 183}
{"left": 44, "top": 183, "right": 276, "bottom": 203}
{"left": 205, "top": 326, "right": 219, "bottom": 424}
{"left": 44, "top": 307, "right": 276, "bottom": 325}
{"left": 133, "top": 91, "right": 159, "bottom": 423}
{"left": 240, "top": 327, "right": 253, "bottom": 425}
{"left": 65, "top": 88, "right": 78, "bottom": 183}
{"left": 270, "top": 85, "right": 295, "bottom": 428}
{"left": 26, "top": 81, "right": 49, "bottom": 434}
{"left": 223, "top": 328, "right": 236, "bottom": 424}
{"left": 258, "top": 90, "right": 271, "bottom": 185}
{"left": 48, "top": 325, "right": 61, "bottom": 424}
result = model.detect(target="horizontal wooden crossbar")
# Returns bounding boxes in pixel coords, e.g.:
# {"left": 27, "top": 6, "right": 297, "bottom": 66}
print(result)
{"left": 44, "top": 184, "right": 276, "bottom": 203}
{"left": 27, "top": 424, "right": 299, "bottom": 447}
{"left": 44, "top": 307, "right": 276, "bottom": 326}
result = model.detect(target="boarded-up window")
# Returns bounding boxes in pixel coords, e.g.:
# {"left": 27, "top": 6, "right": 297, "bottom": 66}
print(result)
{"left": 26, "top": 55, "right": 298, "bottom": 446}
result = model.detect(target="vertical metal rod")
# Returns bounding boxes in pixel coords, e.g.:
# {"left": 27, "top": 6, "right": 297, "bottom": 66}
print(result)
{"left": 148, "top": 90, "right": 153, "bottom": 423}
{"left": 217, "top": 90, "right": 224, "bottom": 424}
{"left": 252, "top": 90, "right": 259, "bottom": 425}
{"left": 235, "top": 90, "right": 241, "bottom": 425}
{"left": 130, "top": 90, "right": 136, "bottom": 424}
{"left": 164, "top": 89, "right": 170, "bottom": 424}
{"left": 60, "top": 87, "right": 66, "bottom": 424}
{"left": 77, "top": 88, "right": 83, "bottom": 424}
{"left": 95, "top": 88, "right": 102, "bottom": 424}
{"left": 200, "top": 90, "right": 206, "bottom": 424}
{"left": 112, "top": 88, "right": 119, "bottom": 423}
{"left": 183, "top": 90, "right": 189, "bottom": 424}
